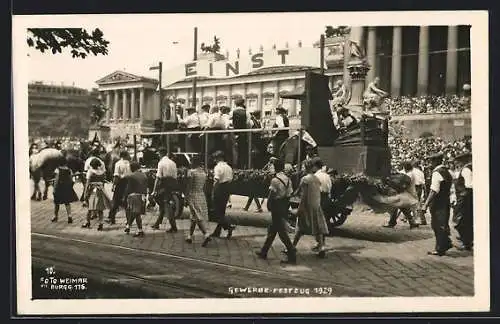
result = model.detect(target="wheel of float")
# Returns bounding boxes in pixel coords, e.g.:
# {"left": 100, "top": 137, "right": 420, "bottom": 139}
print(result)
{"left": 171, "top": 193, "right": 184, "bottom": 219}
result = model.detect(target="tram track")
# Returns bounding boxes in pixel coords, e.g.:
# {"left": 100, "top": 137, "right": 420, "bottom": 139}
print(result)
{"left": 31, "top": 232, "right": 391, "bottom": 297}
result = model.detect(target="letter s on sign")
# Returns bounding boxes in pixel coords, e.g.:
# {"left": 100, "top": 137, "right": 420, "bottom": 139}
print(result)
{"left": 251, "top": 53, "right": 264, "bottom": 68}
{"left": 185, "top": 62, "right": 197, "bottom": 77}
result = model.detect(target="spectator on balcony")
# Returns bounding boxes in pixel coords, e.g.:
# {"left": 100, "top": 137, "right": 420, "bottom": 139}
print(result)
{"left": 272, "top": 106, "right": 289, "bottom": 155}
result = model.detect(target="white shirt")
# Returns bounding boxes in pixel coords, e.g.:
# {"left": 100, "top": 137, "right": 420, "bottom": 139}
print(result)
{"left": 402, "top": 169, "right": 417, "bottom": 198}
{"left": 156, "top": 156, "right": 177, "bottom": 179}
{"left": 461, "top": 166, "right": 473, "bottom": 189}
{"left": 199, "top": 112, "right": 210, "bottom": 128}
{"left": 184, "top": 113, "right": 201, "bottom": 129}
{"left": 430, "top": 165, "right": 449, "bottom": 194}
{"left": 213, "top": 161, "right": 233, "bottom": 183}
{"left": 315, "top": 169, "right": 332, "bottom": 194}
{"left": 84, "top": 157, "right": 105, "bottom": 172}
{"left": 206, "top": 112, "right": 225, "bottom": 129}
{"left": 275, "top": 115, "right": 286, "bottom": 128}
{"left": 221, "top": 114, "right": 231, "bottom": 129}
{"left": 413, "top": 167, "right": 425, "bottom": 186}
{"left": 113, "top": 159, "right": 131, "bottom": 178}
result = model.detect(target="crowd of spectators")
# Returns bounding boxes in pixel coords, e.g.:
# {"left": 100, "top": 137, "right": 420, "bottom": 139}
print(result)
{"left": 388, "top": 127, "right": 472, "bottom": 171}
{"left": 385, "top": 95, "right": 471, "bottom": 116}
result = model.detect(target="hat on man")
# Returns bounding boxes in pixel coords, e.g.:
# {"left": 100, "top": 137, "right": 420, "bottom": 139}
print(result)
{"left": 201, "top": 104, "right": 210, "bottom": 112}
{"left": 235, "top": 98, "right": 245, "bottom": 107}
{"left": 212, "top": 150, "right": 225, "bottom": 160}
{"left": 426, "top": 152, "right": 444, "bottom": 161}
{"left": 276, "top": 106, "right": 287, "bottom": 113}
{"left": 454, "top": 151, "right": 472, "bottom": 161}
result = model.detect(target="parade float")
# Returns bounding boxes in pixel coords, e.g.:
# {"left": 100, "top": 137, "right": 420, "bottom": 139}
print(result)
{"left": 137, "top": 27, "right": 418, "bottom": 233}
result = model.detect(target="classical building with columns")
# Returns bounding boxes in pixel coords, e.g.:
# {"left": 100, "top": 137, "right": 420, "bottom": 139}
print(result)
{"left": 95, "top": 25, "right": 470, "bottom": 139}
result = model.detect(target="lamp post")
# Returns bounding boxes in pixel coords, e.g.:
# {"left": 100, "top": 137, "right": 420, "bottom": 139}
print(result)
{"left": 149, "top": 61, "right": 163, "bottom": 143}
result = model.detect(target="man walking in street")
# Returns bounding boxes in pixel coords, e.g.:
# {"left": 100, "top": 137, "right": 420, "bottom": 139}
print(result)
{"left": 210, "top": 151, "right": 236, "bottom": 239}
{"left": 107, "top": 150, "right": 132, "bottom": 224}
{"left": 452, "top": 152, "right": 473, "bottom": 251}
{"left": 151, "top": 147, "right": 179, "bottom": 232}
{"left": 123, "top": 161, "right": 148, "bottom": 237}
{"left": 256, "top": 158, "right": 296, "bottom": 264}
{"left": 421, "top": 153, "right": 453, "bottom": 256}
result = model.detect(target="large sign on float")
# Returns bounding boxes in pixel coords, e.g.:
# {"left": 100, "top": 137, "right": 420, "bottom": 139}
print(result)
{"left": 162, "top": 47, "right": 326, "bottom": 86}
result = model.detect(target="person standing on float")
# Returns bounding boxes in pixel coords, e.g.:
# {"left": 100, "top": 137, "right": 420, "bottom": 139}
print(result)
{"left": 229, "top": 98, "right": 252, "bottom": 169}
{"left": 421, "top": 153, "right": 453, "bottom": 256}
{"left": 452, "top": 152, "right": 473, "bottom": 251}
{"left": 272, "top": 106, "right": 289, "bottom": 155}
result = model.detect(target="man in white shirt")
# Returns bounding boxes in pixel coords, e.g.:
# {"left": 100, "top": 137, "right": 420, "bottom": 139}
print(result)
{"left": 181, "top": 107, "right": 201, "bottom": 152}
{"left": 421, "top": 153, "right": 453, "bottom": 256}
{"left": 210, "top": 150, "right": 236, "bottom": 239}
{"left": 151, "top": 147, "right": 179, "bottom": 232}
{"left": 452, "top": 152, "right": 473, "bottom": 251}
{"left": 106, "top": 151, "right": 132, "bottom": 224}
{"left": 412, "top": 161, "right": 426, "bottom": 201}
{"left": 199, "top": 104, "right": 210, "bottom": 128}
{"left": 383, "top": 161, "right": 420, "bottom": 229}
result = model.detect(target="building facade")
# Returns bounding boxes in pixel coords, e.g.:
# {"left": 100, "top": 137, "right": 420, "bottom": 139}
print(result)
{"left": 95, "top": 25, "right": 471, "bottom": 139}
{"left": 28, "top": 82, "right": 97, "bottom": 137}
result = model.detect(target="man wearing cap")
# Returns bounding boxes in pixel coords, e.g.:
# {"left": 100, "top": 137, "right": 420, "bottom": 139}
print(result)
{"left": 421, "top": 152, "right": 453, "bottom": 256}
{"left": 210, "top": 151, "right": 236, "bottom": 238}
{"left": 453, "top": 152, "right": 473, "bottom": 251}
{"left": 272, "top": 105, "right": 289, "bottom": 155}
{"left": 151, "top": 147, "right": 178, "bottom": 232}
{"left": 229, "top": 98, "right": 252, "bottom": 168}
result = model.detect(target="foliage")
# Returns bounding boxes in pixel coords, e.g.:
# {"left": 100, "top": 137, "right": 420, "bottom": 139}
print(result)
{"left": 31, "top": 113, "right": 88, "bottom": 138}
{"left": 200, "top": 36, "right": 221, "bottom": 54}
{"left": 27, "top": 28, "right": 109, "bottom": 58}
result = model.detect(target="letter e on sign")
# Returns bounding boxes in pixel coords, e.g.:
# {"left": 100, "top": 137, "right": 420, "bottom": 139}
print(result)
{"left": 185, "top": 62, "right": 197, "bottom": 77}
{"left": 251, "top": 53, "right": 264, "bottom": 69}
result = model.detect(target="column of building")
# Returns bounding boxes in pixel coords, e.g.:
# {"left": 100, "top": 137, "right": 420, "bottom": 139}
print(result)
{"left": 417, "top": 26, "right": 430, "bottom": 96}
{"left": 366, "top": 26, "right": 377, "bottom": 84}
{"left": 390, "top": 26, "right": 403, "bottom": 97}
{"left": 445, "top": 26, "right": 458, "bottom": 95}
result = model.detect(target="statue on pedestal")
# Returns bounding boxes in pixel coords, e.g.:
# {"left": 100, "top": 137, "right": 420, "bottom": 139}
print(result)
{"left": 332, "top": 80, "right": 350, "bottom": 108}
{"left": 363, "top": 77, "right": 389, "bottom": 110}
{"left": 90, "top": 98, "right": 108, "bottom": 126}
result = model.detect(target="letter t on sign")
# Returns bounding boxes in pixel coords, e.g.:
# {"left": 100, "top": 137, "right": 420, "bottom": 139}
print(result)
{"left": 185, "top": 62, "right": 197, "bottom": 77}
{"left": 277, "top": 49, "right": 289, "bottom": 64}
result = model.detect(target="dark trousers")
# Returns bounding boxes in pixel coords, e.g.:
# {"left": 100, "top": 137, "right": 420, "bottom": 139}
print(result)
{"left": 154, "top": 200, "right": 177, "bottom": 230}
{"left": 187, "top": 127, "right": 201, "bottom": 152}
{"left": 388, "top": 207, "right": 416, "bottom": 226}
{"left": 153, "top": 177, "right": 178, "bottom": 230}
{"left": 108, "top": 178, "right": 127, "bottom": 221}
{"left": 260, "top": 198, "right": 296, "bottom": 258}
{"left": 244, "top": 196, "right": 262, "bottom": 210}
{"left": 454, "top": 191, "right": 473, "bottom": 248}
{"left": 211, "top": 182, "right": 232, "bottom": 236}
{"left": 236, "top": 133, "right": 248, "bottom": 169}
{"left": 416, "top": 185, "right": 423, "bottom": 201}
{"left": 430, "top": 205, "right": 452, "bottom": 253}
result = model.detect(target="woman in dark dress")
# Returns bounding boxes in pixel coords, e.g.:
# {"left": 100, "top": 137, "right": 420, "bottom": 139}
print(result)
{"left": 52, "top": 157, "right": 78, "bottom": 223}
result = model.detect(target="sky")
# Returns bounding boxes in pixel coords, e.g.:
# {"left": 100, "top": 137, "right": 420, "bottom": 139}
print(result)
{"left": 15, "top": 11, "right": 482, "bottom": 91}
{"left": 20, "top": 13, "right": 350, "bottom": 90}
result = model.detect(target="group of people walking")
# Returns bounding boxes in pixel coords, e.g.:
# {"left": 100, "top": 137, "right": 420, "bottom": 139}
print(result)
{"left": 383, "top": 151, "right": 474, "bottom": 256}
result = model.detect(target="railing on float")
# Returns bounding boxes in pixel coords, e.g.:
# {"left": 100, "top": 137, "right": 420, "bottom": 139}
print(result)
{"left": 137, "top": 126, "right": 302, "bottom": 174}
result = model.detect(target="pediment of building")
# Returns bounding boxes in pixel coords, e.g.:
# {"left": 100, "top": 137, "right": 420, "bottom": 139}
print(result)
{"left": 96, "top": 71, "right": 158, "bottom": 85}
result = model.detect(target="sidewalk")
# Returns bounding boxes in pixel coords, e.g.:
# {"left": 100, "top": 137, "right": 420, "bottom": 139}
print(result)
{"left": 30, "top": 183, "right": 474, "bottom": 297}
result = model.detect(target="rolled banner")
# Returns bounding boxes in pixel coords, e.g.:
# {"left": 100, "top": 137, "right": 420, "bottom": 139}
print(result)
{"left": 30, "top": 148, "right": 63, "bottom": 171}
{"left": 360, "top": 190, "right": 419, "bottom": 214}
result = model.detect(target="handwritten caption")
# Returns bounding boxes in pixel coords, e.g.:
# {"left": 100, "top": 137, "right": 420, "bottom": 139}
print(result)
{"left": 228, "top": 286, "right": 335, "bottom": 296}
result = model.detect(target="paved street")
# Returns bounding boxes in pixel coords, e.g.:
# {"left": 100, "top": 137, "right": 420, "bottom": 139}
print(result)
{"left": 29, "top": 183, "right": 474, "bottom": 298}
